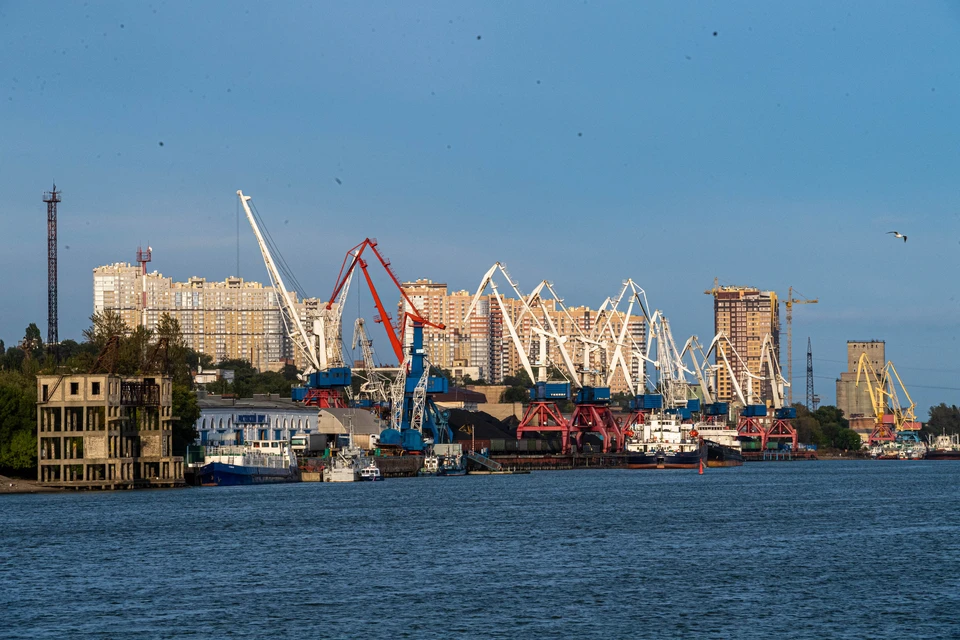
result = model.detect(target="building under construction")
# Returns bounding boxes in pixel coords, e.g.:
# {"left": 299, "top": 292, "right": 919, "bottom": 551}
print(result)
{"left": 36, "top": 373, "right": 184, "bottom": 489}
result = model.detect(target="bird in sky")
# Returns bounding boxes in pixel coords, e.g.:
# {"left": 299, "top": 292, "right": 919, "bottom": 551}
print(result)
{"left": 887, "top": 231, "right": 907, "bottom": 242}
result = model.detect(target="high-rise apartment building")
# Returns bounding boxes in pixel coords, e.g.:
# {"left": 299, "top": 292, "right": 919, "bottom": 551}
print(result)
{"left": 93, "top": 262, "right": 319, "bottom": 371}
{"left": 399, "top": 280, "right": 646, "bottom": 392}
{"left": 836, "top": 340, "right": 885, "bottom": 419}
{"left": 710, "top": 285, "right": 780, "bottom": 404}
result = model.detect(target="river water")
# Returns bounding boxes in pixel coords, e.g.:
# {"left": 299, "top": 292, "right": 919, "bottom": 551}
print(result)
{"left": 2, "top": 461, "right": 959, "bottom": 639}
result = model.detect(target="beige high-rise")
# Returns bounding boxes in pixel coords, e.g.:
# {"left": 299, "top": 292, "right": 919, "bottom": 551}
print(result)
{"left": 399, "top": 280, "right": 646, "bottom": 392}
{"left": 710, "top": 285, "right": 780, "bottom": 405}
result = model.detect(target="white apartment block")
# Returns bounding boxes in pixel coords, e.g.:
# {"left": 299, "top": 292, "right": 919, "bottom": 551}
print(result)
{"left": 93, "top": 263, "right": 321, "bottom": 371}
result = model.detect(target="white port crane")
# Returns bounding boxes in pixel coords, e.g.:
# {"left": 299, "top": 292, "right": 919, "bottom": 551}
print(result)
{"left": 463, "top": 262, "right": 542, "bottom": 384}
{"left": 642, "top": 310, "right": 692, "bottom": 408}
{"left": 238, "top": 190, "right": 323, "bottom": 375}
{"left": 703, "top": 331, "right": 762, "bottom": 406}
{"left": 680, "top": 335, "right": 718, "bottom": 405}
{"left": 352, "top": 318, "right": 389, "bottom": 403}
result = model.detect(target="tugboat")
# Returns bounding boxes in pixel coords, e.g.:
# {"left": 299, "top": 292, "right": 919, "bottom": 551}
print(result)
{"left": 418, "top": 443, "right": 467, "bottom": 476}
{"left": 624, "top": 413, "right": 708, "bottom": 469}
{"left": 358, "top": 460, "right": 383, "bottom": 481}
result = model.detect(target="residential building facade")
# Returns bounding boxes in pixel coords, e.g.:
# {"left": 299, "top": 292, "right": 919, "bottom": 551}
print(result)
{"left": 398, "top": 280, "right": 647, "bottom": 393}
{"left": 710, "top": 285, "right": 781, "bottom": 405}
{"left": 93, "top": 262, "right": 321, "bottom": 371}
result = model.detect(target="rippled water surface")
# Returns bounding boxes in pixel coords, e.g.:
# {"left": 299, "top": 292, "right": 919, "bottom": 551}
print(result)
{"left": 3, "top": 461, "right": 960, "bottom": 639}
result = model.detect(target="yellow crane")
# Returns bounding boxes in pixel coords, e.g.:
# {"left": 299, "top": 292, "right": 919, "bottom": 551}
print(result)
{"left": 855, "top": 354, "right": 918, "bottom": 442}
{"left": 783, "top": 287, "right": 818, "bottom": 405}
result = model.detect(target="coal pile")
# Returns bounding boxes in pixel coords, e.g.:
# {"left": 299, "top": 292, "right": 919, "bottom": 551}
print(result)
{"left": 447, "top": 409, "right": 515, "bottom": 440}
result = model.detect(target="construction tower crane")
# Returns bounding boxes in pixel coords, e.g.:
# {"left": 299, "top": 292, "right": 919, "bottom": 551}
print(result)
{"left": 238, "top": 190, "right": 352, "bottom": 407}
{"left": 783, "top": 286, "right": 818, "bottom": 404}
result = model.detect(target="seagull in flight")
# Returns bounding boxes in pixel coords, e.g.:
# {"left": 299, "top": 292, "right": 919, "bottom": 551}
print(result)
{"left": 887, "top": 231, "right": 907, "bottom": 242}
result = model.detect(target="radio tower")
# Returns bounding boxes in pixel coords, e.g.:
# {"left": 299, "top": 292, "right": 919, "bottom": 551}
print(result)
{"left": 805, "top": 337, "right": 817, "bottom": 410}
{"left": 44, "top": 184, "right": 61, "bottom": 358}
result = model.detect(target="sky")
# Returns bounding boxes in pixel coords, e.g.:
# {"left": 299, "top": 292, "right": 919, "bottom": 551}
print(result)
{"left": 3, "top": 1, "right": 960, "bottom": 413}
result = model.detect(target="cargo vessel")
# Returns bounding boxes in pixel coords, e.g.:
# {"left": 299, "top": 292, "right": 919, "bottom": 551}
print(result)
{"left": 623, "top": 414, "right": 707, "bottom": 469}
{"left": 925, "top": 432, "right": 960, "bottom": 460}
{"left": 198, "top": 441, "right": 299, "bottom": 486}
{"left": 693, "top": 422, "right": 744, "bottom": 467}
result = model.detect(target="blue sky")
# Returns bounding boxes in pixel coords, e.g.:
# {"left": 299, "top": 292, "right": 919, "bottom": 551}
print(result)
{"left": 2, "top": 1, "right": 960, "bottom": 413}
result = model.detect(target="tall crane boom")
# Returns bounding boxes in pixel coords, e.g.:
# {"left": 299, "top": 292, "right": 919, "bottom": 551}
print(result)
{"left": 783, "top": 286, "right": 818, "bottom": 404}
{"left": 237, "top": 190, "right": 322, "bottom": 373}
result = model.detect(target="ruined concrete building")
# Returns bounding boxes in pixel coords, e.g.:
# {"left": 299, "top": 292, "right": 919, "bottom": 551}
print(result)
{"left": 36, "top": 373, "right": 184, "bottom": 488}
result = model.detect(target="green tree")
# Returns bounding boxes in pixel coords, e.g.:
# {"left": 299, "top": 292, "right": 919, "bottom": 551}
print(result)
{"left": 23, "top": 323, "right": 42, "bottom": 349}
{"left": 83, "top": 310, "right": 129, "bottom": 349}
{"left": 0, "top": 371, "right": 37, "bottom": 474}
{"left": 171, "top": 384, "right": 200, "bottom": 455}
{"left": 501, "top": 386, "right": 530, "bottom": 402}
{"left": 156, "top": 313, "right": 191, "bottom": 385}
{"left": 926, "top": 404, "right": 960, "bottom": 437}
{"left": 835, "top": 428, "right": 862, "bottom": 451}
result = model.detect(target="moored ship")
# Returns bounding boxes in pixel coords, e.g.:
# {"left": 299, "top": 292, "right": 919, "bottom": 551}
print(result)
{"left": 925, "top": 432, "right": 960, "bottom": 460}
{"left": 418, "top": 443, "right": 467, "bottom": 476}
{"left": 624, "top": 414, "right": 707, "bottom": 469}
{"left": 198, "top": 441, "right": 299, "bottom": 486}
{"left": 694, "top": 422, "right": 744, "bottom": 467}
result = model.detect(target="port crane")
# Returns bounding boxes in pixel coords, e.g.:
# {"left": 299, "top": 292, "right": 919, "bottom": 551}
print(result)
{"left": 679, "top": 335, "right": 729, "bottom": 421}
{"left": 238, "top": 190, "right": 352, "bottom": 407}
{"left": 464, "top": 263, "right": 579, "bottom": 453}
{"left": 327, "top": 238, "right": 451, "bottom": 451}
{"left": 352, "top": 317, "right": 389, "bottom": 405}
{"left": 705, "top": 332, "right": 771, "bottom": 444}
{"left": 526, "top": 279, "right": 624, "bottom": 452}
{"left": 758, "top": 334, "right": 798, "bottom": 450}
{"left": 855, "top": 354, "right": 918, "bottom": 445}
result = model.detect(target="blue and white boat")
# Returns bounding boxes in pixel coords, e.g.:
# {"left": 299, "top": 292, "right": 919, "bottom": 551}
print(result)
{"left": 198, "top": 441, "right": 299, "bottom": 486}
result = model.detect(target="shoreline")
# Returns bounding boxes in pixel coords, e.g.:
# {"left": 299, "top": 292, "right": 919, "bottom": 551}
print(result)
{"left": 0, "top": 474, "right": 64, "bottom": 495}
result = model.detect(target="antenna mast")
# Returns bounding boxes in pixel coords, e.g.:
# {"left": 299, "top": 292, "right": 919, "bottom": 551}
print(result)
{"left": 43, "top": 184, "right": 61, "bottom": 358}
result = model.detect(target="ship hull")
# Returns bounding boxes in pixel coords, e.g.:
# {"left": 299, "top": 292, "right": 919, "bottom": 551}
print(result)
{"left": 199, "top": 461, "right": 297, "bottom": 486}
{"left": 705, "top": 441, "right": 744, "bottom": 467}
{"left": 926, "top": 451, "right": 960, "bottom": 460}
{"left": 625, "top": 446, "right": 707, "bottom": 469}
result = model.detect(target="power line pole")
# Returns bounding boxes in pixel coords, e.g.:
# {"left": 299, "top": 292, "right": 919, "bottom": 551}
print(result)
{"left": 806, "top": 337, "right": 817, "bottom": 411}
{"left": 43, "top": 184, "right": 61, "bottom": 360}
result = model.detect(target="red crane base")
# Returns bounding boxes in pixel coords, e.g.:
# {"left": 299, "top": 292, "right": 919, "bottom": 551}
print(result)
{"left": 622, "top": 410, "right": 646, "bottom": 431}
{"left": 767, "top": 419, "right": 798, "bottom": 451}
{"left": 868, "top": 423, "right": 896, "bottom": 445}
{"left": 737, "top": 416, "right": 768, "bottom": 449}
{"left": 570, "top": 404, "right": 623, "bottom": 453}
{"left": 302, "top": 389, "right": 348, "bottom": 408}
{"left": 516, "top": 401, "right": 575, "bottom": 454}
